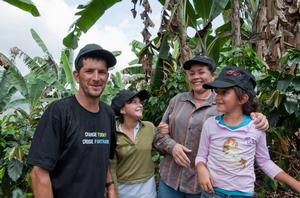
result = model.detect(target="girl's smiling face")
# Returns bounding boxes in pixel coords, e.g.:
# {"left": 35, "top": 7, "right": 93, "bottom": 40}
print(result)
{"left": 120, "top": 97, "right": 144, "bottom": 120}
{"left": 215, "top": 88, "right": 247, "bottom": 114}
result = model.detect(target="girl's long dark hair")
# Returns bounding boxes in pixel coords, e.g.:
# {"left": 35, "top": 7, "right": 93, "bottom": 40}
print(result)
{"left": 233, "top": 87, "right": 259, "bottom": 115}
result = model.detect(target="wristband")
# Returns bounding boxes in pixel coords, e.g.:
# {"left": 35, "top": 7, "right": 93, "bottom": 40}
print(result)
{"left": 105, "top": 181, "right": 114, "bottom": 188}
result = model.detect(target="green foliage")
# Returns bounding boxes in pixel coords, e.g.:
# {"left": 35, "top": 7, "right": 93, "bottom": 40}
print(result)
{"left": 144, "top": 69, "right": 188, "bottom": 125}
{"left": 3, "top": 0, "right": 40, "bottom": 16}
{"left": 0, "top": 109, "right": 39, "bottom": 197}
{"left": 63, "top": 0, "right": 122, "bottom": 49}
{"left": 60, "top": 51, "right": 77, "bottom": 94}
{"left": 219, "top": 44, "right": 267, "bottom": 72}
{"left": 3, "top": 1, "right": 300, "bottom": 197}
{"left": 0, "top": 29, "right": 77, "bottom": 196}
{"left": 151, "top": 33, "right": 170, "bottom": 91}
{"left": 194, "top": 0, "right": 229, "bottom": 25}
{"left": 101, "top": 72, "right": 126, "bottom": 104}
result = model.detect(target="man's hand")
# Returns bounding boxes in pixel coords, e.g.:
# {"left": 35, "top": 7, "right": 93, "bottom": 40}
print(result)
{"left": 197, "top": 163, "right": 214, "bottom": 194}
{"left": 106, "top": 184, "right": 117, "bottom": 198}
{"left": 158, "top": 122, "right": 169, "bottom": 134}
{"left": 106, "top": 166, "right": 117, "bottom": 198}
{"left": 250, "top": 112, "right": 269, "bottom": 131}
{"left": 172, "top": 144, "right": 191, "bottom": 167}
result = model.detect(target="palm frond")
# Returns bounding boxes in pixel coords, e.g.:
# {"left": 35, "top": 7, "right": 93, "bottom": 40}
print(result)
{"left": 61, "top": 51, "right": 77, "bottom": 93}
{"left": 10, "top": 47, "right": 41, "bottom": 73}
{"left": 30, "top": 29, "right": 59, "bottom": 77}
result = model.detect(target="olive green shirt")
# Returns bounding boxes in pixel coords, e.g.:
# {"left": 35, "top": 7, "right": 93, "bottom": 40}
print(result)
{"left": 113, "top": 121, "right": 155, "bottom": 183}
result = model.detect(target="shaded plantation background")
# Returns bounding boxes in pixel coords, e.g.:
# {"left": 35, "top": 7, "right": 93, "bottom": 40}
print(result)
{"left": 1, "top": 0, "right": 300, "bottom": 197}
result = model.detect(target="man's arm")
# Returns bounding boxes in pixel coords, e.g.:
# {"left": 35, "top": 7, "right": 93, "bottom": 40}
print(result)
{"left": 106, "top": 166, "right": 117, "bottom": 198}
{"left": 31, "top": 166, "right": 53, "bottom": 198}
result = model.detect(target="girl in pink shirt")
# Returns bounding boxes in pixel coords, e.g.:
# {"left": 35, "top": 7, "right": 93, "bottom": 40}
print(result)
{"left": 195, "top": 66, "right": 300, "bottom": 197}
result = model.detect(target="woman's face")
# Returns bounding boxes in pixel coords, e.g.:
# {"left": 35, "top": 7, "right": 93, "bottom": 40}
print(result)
{"left": 120, "top": 96, "right": 144, "bottom": 120}
{"left": 186, "top": 64, "right": 214, "bottom": 94}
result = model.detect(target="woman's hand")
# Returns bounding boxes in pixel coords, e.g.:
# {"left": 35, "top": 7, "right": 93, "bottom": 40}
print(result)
{"left": 196, "top": 163, "right": 214, "bottom": 194}
{"left": 172, "top": 144, "right": 191, "bottom": 167}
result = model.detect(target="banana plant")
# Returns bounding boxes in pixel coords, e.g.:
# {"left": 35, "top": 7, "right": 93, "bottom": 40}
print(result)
{"left": 0, "top": 29, "right": 76, "bottom": 113}
{"left": 3, "top": 0, "right": 40, "bottom": 16}
{"left": 63, "top": 0, "right": 122, "bottom": 49}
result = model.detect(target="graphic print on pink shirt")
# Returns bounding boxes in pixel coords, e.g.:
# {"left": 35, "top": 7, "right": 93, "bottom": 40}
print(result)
{"left": 222, "top": 137, "right": 247, "bottom": 168}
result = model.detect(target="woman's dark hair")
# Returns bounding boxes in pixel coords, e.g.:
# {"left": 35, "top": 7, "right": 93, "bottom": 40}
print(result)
{"left": 115, "top": 98, "right": 135, "bottom": 124}
{"left": 233, "top": 87, "right": 259, "bottom": 115}
{"left": 117, "top": 115, "right": 124, "bottom": 123}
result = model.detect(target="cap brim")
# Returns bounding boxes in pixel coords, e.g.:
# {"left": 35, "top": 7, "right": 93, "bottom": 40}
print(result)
{"left": 183, "top": 60, "right": 199, "bottom": 70}
{"left": 86, "top": 50, "right": 116, "bottom": 68}
{"left": 133, "top": 90, "right": 148, "bottom": 101}
{"left": 203, "top": 80, "right": 236, "bottom": 89}
{"left": 183, "top": 59, "right": 212, "bottom": 70}
{"left": 75, "top": 49, "right": 116, "bottom": 69}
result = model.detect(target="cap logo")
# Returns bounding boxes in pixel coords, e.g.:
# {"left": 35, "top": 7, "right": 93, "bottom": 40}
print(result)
{"left": 226, "top": 69, "right": 241, "bottom": 77}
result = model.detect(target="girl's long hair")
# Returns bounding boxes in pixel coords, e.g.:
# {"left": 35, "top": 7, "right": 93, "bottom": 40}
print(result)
{"left": 233, "top": 87, "right": 259, "bottom": 115}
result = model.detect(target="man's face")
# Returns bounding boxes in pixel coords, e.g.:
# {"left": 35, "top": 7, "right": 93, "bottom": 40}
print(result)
{"left": 73, "top": 58, "right": 109, "bottom": 99}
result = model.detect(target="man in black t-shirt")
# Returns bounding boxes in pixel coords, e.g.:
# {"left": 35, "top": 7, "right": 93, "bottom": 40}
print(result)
{"left": 27, "top": 44, "right": 117, "bottom": 198}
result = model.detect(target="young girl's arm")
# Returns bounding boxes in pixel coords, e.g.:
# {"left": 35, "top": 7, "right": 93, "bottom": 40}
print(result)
{"left": 196, "top": 162, "right": 214, "bottom": 193}
{"left": 195, "top": 120, "right": 214, "bottom": 193}
{"left": 274, "top": 172, "right": 300, "bottom": 193}
{"left": 256, "top": 132, "right": 300, "bottom": 193}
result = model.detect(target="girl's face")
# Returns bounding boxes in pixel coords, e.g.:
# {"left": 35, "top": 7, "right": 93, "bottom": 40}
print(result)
{"left": 186, "top": 64, "right": 214, "bottom": 94}
{"left": 215, "top": 88, "right": 247, "bottom": 114}
{"left": 120, "top": 96, "right": 144, "bottom": 120}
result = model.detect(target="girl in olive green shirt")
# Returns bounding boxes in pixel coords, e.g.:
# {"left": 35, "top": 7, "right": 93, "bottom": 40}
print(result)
{"left": 111, "top": 89, "right": 157, "bottom": 198}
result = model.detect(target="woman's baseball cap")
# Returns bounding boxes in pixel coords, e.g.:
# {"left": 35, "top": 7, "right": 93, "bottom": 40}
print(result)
{"left": 183, "top": 55, "right": 216, "bottom": 72}
{"left": 111, "top": 89, "right": 148, "bottom": 116}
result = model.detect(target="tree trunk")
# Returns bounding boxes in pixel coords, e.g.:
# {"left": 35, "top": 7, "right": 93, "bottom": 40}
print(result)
{"left": 253, "top": 0, "right": 300, "bottom": 69}
{"left": 176, "top": 0, "right": 192, "bottom": 63}
{"left": 231, "top": 0, "right": 241, "bottom": 47}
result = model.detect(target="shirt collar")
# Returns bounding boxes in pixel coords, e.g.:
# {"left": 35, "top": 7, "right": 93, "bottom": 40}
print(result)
{"left": 180, "top": 91, "right": 216, "bottom": 106}
{"left": 215, "top": 114, "right": 254, "bottom": 132}
{"left": 116, "top": 120, "right": 144, "bottom": 133}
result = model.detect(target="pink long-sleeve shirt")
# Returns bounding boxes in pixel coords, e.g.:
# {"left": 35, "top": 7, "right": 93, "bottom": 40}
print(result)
{"left": 195, "top": 116, "right": 283, "bottom": 193}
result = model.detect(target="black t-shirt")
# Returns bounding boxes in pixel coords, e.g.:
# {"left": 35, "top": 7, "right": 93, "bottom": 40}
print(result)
{"left": 27, "top": 96, "right": 116, "bottom": 198}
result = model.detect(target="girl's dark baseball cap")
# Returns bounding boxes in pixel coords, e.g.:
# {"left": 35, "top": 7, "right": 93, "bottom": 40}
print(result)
{"left": 183, "top": 55, "right": 216, "bottom": 72}
{"left": 75, "top": 44, "right": 117, "bottom": 70}
{"left": 203, "top": 66, "right": 256, "bottom": 93}
{"left": 111, "top": 89, "right": 148, "bottom": 116}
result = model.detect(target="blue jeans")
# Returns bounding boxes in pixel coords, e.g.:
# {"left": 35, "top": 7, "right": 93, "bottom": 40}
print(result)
{"left": 158, "top": 179, "right": 202, "bottom": 198}
{"left": 200, "top": 192, "right": 253, "bottom": 198}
